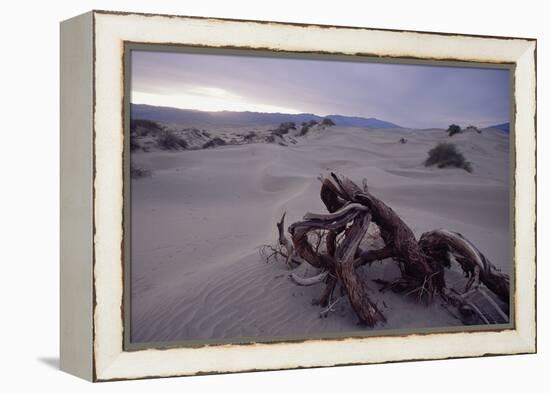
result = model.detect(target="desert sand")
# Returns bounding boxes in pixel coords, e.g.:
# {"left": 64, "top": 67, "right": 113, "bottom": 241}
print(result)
{"left": 130, "top": 124, "right": 510, "bottom": 344}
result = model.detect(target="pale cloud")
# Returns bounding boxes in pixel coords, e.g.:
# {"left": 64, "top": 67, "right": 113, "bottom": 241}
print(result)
{"left": 132, "top": 87, "right": 302, "bottom": 114}
{"left": 131, "top": 50, "right": 510, "bottom": 128}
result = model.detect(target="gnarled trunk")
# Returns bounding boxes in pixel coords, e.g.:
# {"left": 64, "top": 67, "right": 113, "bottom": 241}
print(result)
{"left": 265, "top": 173, "right": 510, "bottom": 326}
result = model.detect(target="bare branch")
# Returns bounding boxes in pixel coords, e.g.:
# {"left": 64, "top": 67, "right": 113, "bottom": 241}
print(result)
{"left": 270, "top": 173, "right": 509, "bottom": 327}
{"left": 419, "top": 229, "right": 510, "bottom": 304}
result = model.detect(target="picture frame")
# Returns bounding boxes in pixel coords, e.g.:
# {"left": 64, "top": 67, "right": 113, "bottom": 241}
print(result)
{"left": 60, "top": 10, "right": 537, "bottom": 382}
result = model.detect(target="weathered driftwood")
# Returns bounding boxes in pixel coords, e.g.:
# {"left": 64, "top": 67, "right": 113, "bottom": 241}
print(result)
{"left": 316, "top": 173, "right": 441, "bottom": 307}
{"left": 260, "top": 213, "right": 301, "bottom": 268}
{"left": 264, "top": 173, "right": 510, "bottom": 326}
{"left": 288, "top": 207, "right": 385, "bottom": 326}
{"left": 419, "top": 229, "right": 510, "bottom": 304}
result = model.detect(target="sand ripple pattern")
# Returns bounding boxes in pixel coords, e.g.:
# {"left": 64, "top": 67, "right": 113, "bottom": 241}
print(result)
{"left": 130, "top": 126, "right": 511, "bottom": 343}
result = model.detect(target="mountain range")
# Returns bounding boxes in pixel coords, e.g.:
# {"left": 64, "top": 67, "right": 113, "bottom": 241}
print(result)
{"left": 487, "top": 122, "right": 510, "bottom": 133}
{"left": 131, "top": 104, "right": 402, "bottom": 129}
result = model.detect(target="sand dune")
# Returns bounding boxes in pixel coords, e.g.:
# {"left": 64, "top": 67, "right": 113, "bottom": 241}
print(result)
{"left": 130, "top": 126, "right": 510, "bottom": 343}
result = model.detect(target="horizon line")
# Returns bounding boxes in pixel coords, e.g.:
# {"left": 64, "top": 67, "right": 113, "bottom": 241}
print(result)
{"left": 131, "top": 102, "right": 509, "bottom": 129}
{"left": 130, "top": 102, "right": 388, "bottom": 121}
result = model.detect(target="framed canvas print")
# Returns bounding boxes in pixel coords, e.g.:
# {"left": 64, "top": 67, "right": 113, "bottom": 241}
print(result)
{"left": 60, "top": 10, "right": 537, "bottom": 382}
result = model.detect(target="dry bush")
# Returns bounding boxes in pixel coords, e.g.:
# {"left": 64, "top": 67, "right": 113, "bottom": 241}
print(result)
{"left": 299, "top": 120, "right": 318, "bottom": 136}
{"left": 465, "top": 125, "right": 482, "bottom": 134}
{"left": 130, "top": 166, "right": 152, "bottom": 179}
{"left": 425, "top": 142, "right": 472, "bottom": 172}
{"left": 447, "top": 124, "right": 462, "bottom": 137}
{"left": 157, "top": 130, "right": 188, "bottom": 150}
{"left": 244, "top": 131, "right": 257, "bottom": 141}
{"left": 130, "top": 137, "right": 141, "bottom": 151}
{"left": 202, "top": 137, "right": 227, "bottom": 149}
{"left": 131, "top": 119, "right": 163, "bottom": 136}
{"left": 272, "top": 122, "right": 296, "bottom": 137}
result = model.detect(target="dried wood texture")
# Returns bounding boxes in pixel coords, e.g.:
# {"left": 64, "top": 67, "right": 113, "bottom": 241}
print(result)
{"left": 267, "top": 173, "right": 510, "bottom": 326}
{"left": 419, "top": 229, "right": 510, "bottom": 304}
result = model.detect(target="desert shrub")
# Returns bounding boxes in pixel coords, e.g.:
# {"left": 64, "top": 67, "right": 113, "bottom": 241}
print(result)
{"left": 131, "top": 119, "right": 163, "bottom": 136}
{"left": 447, "top": 124, "right": 462, "bottom": 137}
{"left": 299, "top": 120, "right": 318, "bottom": 136}
{"left": 244, "top": 131, "right": 257, "bottom": 141}
{"left": 130, "top": 137, "right": 140, "bottom": 151}
{"left": 130, "top": 166, "right": 152, "bottom": 179}
{"left": 281, "top": 122, "right": 296, "bottom": 131}
{"left": 399, "top": 137, "right": 408, "bottom": 144}
{"left": 202, "top": 137, "right": 227, "bottom": 149}
{"left": 425, "top": 142, "right": 472, "bottom": 172}
{"left": 321, "top": 118, "right": 335, "bottom": 126}
{"left": 265, "top": 135, "right": 276, "bottom": 143}
{"left": 271, "top": 122, "right": 296, "bottom": 137}
{"left": 465, "top": 125, "right": 481, "bottom": 134}
{"left": 157, "top": 130, "right": 188, "bottom": 150}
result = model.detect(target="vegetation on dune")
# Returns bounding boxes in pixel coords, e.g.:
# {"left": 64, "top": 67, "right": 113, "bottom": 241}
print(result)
{"left": 447, "top": 124, "right": 462, "bottom": 137}
{"left": 130, "top": 166, "right": 152, "bottom": 179}
{"left": 299, "top": 120, "right": 318, "bottom": 136}
{"left": 465, "top": 125, "right": 481, "bottom": 134}
{"left": 244, "top": 131, "right": 257, "bottom": 141}
{"left": 132, "top": 117, "right": 336, "bottom": 152}
{"left": 425, "top": 142, "right": 472, "bottom": 173}
{"left": 157, "top": 130, "right": 188, "bottom": 150}
{"left": 131, "top": 119, "right": 163, "bottom": 136}
{"left": 130, "top": 137, "right": 141, "bottom": 151}
{"left": 202, "top": 137, "right": 227, "bottom": 149}
{"left": 271, "top": 122, "right": 297, "bottom": 137}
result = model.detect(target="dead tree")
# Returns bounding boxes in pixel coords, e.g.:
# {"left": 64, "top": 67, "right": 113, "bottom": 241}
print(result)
{"left": 288, "top": 204, "right": 386, "bottom": 326}
{"left": 260, "top": 213, "right": 301, "bottom": 269}
{"left": 318, "top": 174, "right": 439, "bottom": 298}
{"left": 265, "top": 173, "right": 510, "bottom": 326}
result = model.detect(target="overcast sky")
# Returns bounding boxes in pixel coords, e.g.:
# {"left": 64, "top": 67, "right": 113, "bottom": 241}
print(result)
{"left": 131, "top": 50, "right": 510, "bottom": 129}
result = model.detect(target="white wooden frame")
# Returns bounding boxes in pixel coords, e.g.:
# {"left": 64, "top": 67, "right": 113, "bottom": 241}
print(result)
{"left": 60, "top": 10, "right": 536, "bottom": 382}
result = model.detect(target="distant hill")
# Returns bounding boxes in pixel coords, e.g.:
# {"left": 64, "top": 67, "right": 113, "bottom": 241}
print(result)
{"left": 131, "top": 104, "right": 402, "bottom": 129}
{"left": 323, "top": 114, "right": 400, "bottom": 128}
{"left": 487, "top": 122, "right": 510, "bottom": 133}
